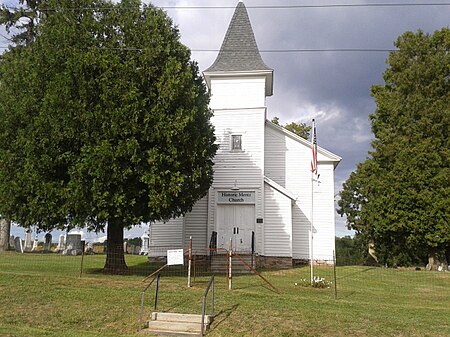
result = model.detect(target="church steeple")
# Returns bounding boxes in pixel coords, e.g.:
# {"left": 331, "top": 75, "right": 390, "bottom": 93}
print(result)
{"left": 204, "top": 1, "right": 273, "bottom": 96}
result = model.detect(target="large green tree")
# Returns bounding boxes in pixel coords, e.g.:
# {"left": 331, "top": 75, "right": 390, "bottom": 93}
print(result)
{"left": 338, "top": 28, "right": 450, "bottom": 268}
{"left": 0, "top": 0, "right": 217, "bottom": 273}
{"left": 271, "top": 116, "right": 311, "bottom": 139}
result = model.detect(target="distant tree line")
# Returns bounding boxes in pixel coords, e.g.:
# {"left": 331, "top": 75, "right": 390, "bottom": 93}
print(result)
{"left": 335, "top": 236, "right": 373, "bottom": 266}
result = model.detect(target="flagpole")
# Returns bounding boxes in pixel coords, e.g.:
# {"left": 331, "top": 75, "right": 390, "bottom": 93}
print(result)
{"left": 310, "top": 119, "right": 317, "bottom": 285}
{"left": 310, "top": 168, "right": 314, "bottom": 284}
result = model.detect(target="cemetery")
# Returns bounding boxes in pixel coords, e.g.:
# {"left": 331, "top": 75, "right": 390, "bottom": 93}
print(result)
{"left": 9, "top": 228, "right": 146, "bottom": 257}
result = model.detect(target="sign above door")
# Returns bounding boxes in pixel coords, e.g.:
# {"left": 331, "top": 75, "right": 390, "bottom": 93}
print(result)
{"left": 217, "top": 191, "right": 255, "bottom": 204}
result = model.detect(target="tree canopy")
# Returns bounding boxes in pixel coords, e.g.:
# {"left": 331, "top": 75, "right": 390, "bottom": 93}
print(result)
{"left": 0, "top": 0, "right": 40, "bottom": 46}
{"left": 0, "top": 0, "right": 217, "bottom": 272}
{"left": 338, "top": 28, "right": 450, "bottom": 268}
{"left": 271, "top": 116, "right": 311, "bottom": 139}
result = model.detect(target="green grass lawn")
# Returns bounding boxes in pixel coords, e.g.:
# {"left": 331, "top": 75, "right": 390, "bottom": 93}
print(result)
{"left": 0, "top": 252, "right": 449, "bottom": 337}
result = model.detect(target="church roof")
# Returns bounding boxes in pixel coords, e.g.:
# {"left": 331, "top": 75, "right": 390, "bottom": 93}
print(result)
{"left": 204, "top": 2, "right": 272, "bottom": 73}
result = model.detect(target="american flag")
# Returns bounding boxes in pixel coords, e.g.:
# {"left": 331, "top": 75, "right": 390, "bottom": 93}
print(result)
{"left": 310, "top": 119, "right": 318, "bottom": 175}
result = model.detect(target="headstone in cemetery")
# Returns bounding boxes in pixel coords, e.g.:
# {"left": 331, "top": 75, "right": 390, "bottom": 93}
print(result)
{"left": 24, "top": 229, "right": 32, "bottom": 252}
{"left": 127, "top": 244, "right": 134, "bottom": 255}
{"left": 92, "top": 243, "right": 104, "bottom": 254}
{"left": 85, "top": 241, "right": 94, "bottom": 253}
{"left": 56, "top": 234, "right": 65, "bottom": 252}
{"left": 9, "top": 236, "right": 15, "bottom": 249}
{"left": 31, "top": 237, "right": 39, "bottom": 252}
{"left": 44, "top": 233, "right": 52, "bottom": 252}
{"left": 62, "top": 242, "right": 73, "bottom": 255}
{"left": 139, "top": 233, "right": 149, "bottom": 255}
{"left": 123, "top": 241, "right": 128, "bottom": 253}
{"left": 135, "top": 245, "right": 141, "bottom": 255}
{"left": 63, "top": 234, "right": 82, "bottom": 255}
{"left": 14, "top": 236, "right": 23, "bottom": 253}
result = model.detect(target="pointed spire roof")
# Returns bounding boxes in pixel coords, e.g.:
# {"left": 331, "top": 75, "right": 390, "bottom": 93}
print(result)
{"left": 203, "top": 2, "right": 273, "bottom": 96}
{"left": 205, "top": 2, "right": 272, "bottom": 73}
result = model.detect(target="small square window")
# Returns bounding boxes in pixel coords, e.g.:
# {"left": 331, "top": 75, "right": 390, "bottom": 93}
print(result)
{"left": 231, "top": 135, "right": 242, "bottom": 150}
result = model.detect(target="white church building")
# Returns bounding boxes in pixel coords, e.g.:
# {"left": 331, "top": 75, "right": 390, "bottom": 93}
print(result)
{"left": 148, "top": 2, "right": 341, "bottom": 268}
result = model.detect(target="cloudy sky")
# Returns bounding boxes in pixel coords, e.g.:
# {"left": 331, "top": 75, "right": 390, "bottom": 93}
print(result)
{"left": 1, "top": 0, "right": 449, "bottom": 239}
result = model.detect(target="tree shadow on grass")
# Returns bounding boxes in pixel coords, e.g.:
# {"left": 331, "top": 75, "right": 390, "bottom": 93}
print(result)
{"left": 82, "top": 261, "right": 171, "bottom": 277}
{"left": 337, "top": 266, "right": 378, "bottom": 281}
{"left": 210, "top": 304, "right": 240, "bottom": 330}
{"left": 82, "top": 261, "right": 216, "bottom": 281}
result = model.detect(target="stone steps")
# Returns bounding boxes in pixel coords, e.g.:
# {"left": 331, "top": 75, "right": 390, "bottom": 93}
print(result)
{"left": 144, "top": 312, "right": 213, "bottom": 336}
{"left": 210, "top": 254, "right": 255, "bottom": 274}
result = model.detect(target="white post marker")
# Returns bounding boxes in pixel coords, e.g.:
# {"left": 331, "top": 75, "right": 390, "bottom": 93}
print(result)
{"left": 188, "top": 236, "right": 192, "bottom": 287}
{"left": 228, "top": 238, "right": 232, "bottom": 290}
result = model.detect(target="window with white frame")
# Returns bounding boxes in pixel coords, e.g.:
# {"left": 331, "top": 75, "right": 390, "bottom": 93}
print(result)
{"left": 231, "top": 134, "right": 242, "bottom": 151}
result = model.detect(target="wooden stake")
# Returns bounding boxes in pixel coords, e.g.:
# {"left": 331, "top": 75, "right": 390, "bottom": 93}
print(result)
{"left": 228, "top": 238, "right": 232, "bottom": 290}
{"left": 188, "top": 236, "right": 192, "bottom": 287}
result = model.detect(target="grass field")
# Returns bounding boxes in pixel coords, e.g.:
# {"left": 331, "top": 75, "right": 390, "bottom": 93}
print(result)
{"left": 0, "top": 252, "right": 449, "bottom": 337}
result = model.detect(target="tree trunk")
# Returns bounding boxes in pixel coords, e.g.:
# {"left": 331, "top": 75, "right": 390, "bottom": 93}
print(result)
{"left": 445, "top": 245, "right": 450, "bottom": 270}
{"left": 427, "top": 248, "right": 446, "bottom": 271}
{"left": 0, "top": 218, "right": 11, "bottom": 252}
{"left": 103, "top": 219, "right": 127, "bottom": 274}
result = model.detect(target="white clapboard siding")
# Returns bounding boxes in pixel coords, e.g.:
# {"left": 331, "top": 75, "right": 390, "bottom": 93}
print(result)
{"left": 264, "top": 126, "right": 287, "bottom": 187}
{"left": 149, "top": 217, "right": 184, "bottom": 256}
{"left": 292, "top": 202, "right": 310, "bottom": 259}
{"left": 184, "top": 196, "right": 208, "bottom": 255}
{"left": 311, "top": 164, "right": 336, "bottom": 260}
{"left": 211, "top": 108, "right": 265, "bottom": 188}
{"left": 263, "top": 183, "right": 292, "bottom": 257}
{"left": 209, "top": 77, "right": 266, "bottom": 110}
{"left": 265, "top": 122, "right": 340, "bottom": 260}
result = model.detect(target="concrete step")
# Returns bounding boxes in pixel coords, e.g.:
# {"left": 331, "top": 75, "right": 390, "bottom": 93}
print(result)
{"left": 146, "top": 321, "right": 203, "bottom": 336}
{"left": 151, "top": 312, "right": 212, "bottom": 325}
{"left": 144, "top": 312, "right": 212, "bottom": 336}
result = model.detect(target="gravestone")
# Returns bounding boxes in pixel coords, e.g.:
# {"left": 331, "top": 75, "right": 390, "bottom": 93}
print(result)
{"left": 63, "top": 234, "right": 82, "bottom": 255}
{"left": 44, "top": 233, "right": 52, "bottom": 252}
{"left": 93, "top": 244, "right": 104, "bottom": 254}
{"left": 31, "top": 238, "right": 39, "bottom": 252}
{"left": 85, "top": 241, "right": 94, "bottom": 253}
{"left": 123, "top": 241, "right": 128, "bottom": 254}
{"left": 24, "top": 229, "right": 32, "bottom": 252}
{"left": 56, "top": 234, "right": 65, "bottom": 252}
{"left": 14, "top": 237, "right": 23, "bottom": 253}
{"left": 139, "top": 233, "right": 149, "bottom": 255}
{"left": 9, "top": 236, "right": 15, "bottom": 249}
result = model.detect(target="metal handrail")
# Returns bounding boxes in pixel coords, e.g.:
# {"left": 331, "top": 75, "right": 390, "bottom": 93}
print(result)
{"left": 208, "top": 247, "right": 228, "bottom": 253}
{"left": 139, "top": 273, "right": 161, "bottom": 330}
{"left": 200, "top": 276, "right": 214, "bottom": 336}
{"left": 233, "top": 252, "right": 280, "bottom": 293}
